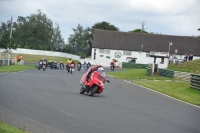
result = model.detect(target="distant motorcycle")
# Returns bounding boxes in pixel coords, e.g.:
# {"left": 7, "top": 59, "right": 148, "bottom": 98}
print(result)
{"left": 110, "top": 64, "right": 115, "bottom": 71}
{"left": 69, "top": 64, "right": 75, "bottom": 74}
{"left": 38, "top": 61, "right": 42, "bottom": 70}
{"left": 77, "top": 64, "right": 81, "bottom": 71}
{"left": 60, "top": 63, "right": 64, "bottom": 70}
{"left": 43, "top": 62, "right": 47, "bottom": 71}
{"left": 66, "top": 64, "right": 70, "bottom": 73}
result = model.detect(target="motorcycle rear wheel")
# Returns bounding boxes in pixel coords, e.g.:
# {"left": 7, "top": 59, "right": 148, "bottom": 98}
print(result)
{"left": 88, "top": 86, "right": 98, "bottom": 96}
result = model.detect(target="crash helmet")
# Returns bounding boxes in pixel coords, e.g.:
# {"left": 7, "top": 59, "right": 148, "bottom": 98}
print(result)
{"left": 98, "top": 67, "right": 104, "bottom": 71}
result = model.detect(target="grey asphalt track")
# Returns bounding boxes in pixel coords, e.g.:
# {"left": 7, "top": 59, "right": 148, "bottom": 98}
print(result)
{"left": 0, "top": 68, "right": 200, "bottom": 133}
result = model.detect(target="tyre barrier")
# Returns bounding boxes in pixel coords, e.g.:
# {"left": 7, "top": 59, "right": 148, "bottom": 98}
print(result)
{"left": 190, "top": 74, "right": 200, "bottom": 90}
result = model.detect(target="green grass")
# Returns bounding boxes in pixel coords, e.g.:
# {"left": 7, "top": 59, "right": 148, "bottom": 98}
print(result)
{"left": 0, "top": 122, "right": 28, "bottom": 133}
{"left": 107, "top": 68, "right": 200, "bottom": 106}
{"left": 107, "top": 68, "right": 173, "bottom": 80}
{"left": 168, "top": 59, "right": 200, "bottom": 73}
{"left": 17, "top": 54, "right": 69, "bottom": 63}
{"left": 0, "top": 65, "right": 36, "bottom": 73}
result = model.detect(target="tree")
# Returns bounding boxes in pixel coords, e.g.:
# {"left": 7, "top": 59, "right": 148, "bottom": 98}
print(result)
{"left": 0, "top": 9, "right": 64, "bottom": 51}
{"left": 67, "top": 21, "right": 119, "bottom": 57}
{"left": 129, "top": 29, "right": 148, "bottom": 33}
{"left": 91, "top": 21, "right": 119, "bottom": 31}
{"left": 67, "top": 24, "right": 90, "bottom": 58}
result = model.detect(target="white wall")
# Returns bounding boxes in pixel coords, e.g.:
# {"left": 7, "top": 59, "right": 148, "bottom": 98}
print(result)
{"left": 8, "top": 48, "right": 80, "bottom": 61}
{"left": 91, "top": 48, "right": 200, "bottom": 69}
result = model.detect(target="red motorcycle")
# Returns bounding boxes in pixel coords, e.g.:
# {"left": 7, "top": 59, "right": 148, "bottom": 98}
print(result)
{"left": 69, "top": 63, "right": 75, "bottom": 74}
{"left": 80, "top": 67, "right": 110, "bottom": 96}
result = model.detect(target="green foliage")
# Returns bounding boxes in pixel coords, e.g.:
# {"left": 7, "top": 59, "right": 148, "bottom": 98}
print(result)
{"left": 67, "top": 21, "right": 119, "bottom": 57}
{"left": 92, "top": 21, "right": 119, "bottom": 31}
{"left": 129, "top": 29, "right": 148, "bottom": 33}
{"left": 0, "top": 9, "right": 65, "bottom": 51}
{"left": 67, "top": 24, "right": 91, "bottom": 57}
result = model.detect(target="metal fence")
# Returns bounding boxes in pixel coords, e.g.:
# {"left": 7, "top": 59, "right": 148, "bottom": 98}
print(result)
{"left": 0, "top": 52, "right": 17, "bottom": 66}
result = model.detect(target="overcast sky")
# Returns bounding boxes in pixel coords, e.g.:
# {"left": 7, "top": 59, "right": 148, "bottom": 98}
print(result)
{"left": 0, "top": 0, "right": 200, "bottom": 43}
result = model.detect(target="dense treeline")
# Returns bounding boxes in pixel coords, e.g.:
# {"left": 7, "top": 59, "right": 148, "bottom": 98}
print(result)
{"left": 67, "top": 22, "right": 119, "bottom": 58}
{"left": 0, "top": 10, "right": 120, "bottom": 58}
{"left": 0, "top": 10, "right": 64, "bottom": 51}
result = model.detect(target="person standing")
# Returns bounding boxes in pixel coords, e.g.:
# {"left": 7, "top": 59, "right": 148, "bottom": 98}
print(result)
{"left": 169, "top": 54, "right": 173, "bottom": 65}
{"left": 189, "top": 53, "right": 194, "bottom": 61}
{"left": 17, "top": 54, "right": 22, "bottom": 62}
{"left": 83, "top": 61, "right": 87, "bottom": 71}
{"left": 184, "top": 54, "right": 188, "bottom": 61}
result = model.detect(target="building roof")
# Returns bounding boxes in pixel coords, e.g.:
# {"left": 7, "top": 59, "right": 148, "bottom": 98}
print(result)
{"left": 92, "top": 29, "right": 200, "bottom": 56}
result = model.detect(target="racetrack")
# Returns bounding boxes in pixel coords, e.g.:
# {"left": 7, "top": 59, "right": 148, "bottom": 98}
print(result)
{"left": 0, "top": 68, "right": 200, "bottom": 133}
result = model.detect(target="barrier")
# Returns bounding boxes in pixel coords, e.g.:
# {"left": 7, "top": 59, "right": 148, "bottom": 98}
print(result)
{"left": 122, "top": 62, "right": 148, "bottom": 68}
{"left": 147, "top": 68, "right": 152, "bottom": 76}
{"left": 158, "top": 68, "right": 174, "bottom": 78}
{"left": 190, "top": 74, "right": 200, "bottom": 90}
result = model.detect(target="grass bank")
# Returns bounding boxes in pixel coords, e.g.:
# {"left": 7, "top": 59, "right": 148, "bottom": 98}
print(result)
{"left": 167, "top": 59, "right": 200, "bottom": 73}
{"left": 0, "top": 65, "right": 36, "bottom": 73}
{"left": 107, "top": 68, "right": 173, "bottom": 80}
{"left": 107, "top": 68, "right": 200, "bottom": 106}
{"left": 0, "top": 122, "right": 28, "bottom": 133}
{"left": 18, "top": 54, "right": 69, "bottom": 63}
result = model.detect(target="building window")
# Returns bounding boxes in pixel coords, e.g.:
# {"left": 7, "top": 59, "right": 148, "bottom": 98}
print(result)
{"left": 99, "top": 49, "right": 104, "bottom": 53}
{"left": 146, "top": 52, "right": 150, "bottom": 57}
{"left": 99, "top": 49, "right": 110, "bottom": 54}
{"left": 123, "top": 51, "right": 132, "bottom": 56}
{"left": 104, "top": 49, "right": 110, "bottom": 54}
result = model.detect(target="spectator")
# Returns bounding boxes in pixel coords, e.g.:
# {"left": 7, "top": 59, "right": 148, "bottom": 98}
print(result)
{"left": 187, "top": 54, "right": 190, "bottom": 61}
{"left": 189, "top": 53, "right": 193, "bottom": 61}
{"left": 83, "top": 61, "right": 87, "bottom": 71}
{"left": 169, "top": 54, "right": 173, "bottom": 65}
{"left": 17, "top": 54, "right": 22, "bottom": 62}
{"left": 184, "top": 54, "right": 188, "bottom": 61}
{"left": 87, "top": 62, "right": 91, "bottom": 70}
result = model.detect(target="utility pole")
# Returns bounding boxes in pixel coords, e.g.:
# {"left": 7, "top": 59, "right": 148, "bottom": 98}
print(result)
{"left": 140, "top": 20, "right": 148, "bottom": 33}
{"left": 8, "top": 16, "right": 13, "bottom": 65}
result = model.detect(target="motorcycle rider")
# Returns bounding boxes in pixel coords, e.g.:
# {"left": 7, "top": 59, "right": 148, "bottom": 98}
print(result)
{"left": 42, "top": 58, "right": 47, "bottom": 69}
{"left": 69, "top": 60, "right": 76, "bottom": 70}
{"left": 77, "top": 61, "right": 82, "bottom": 70}
{"left": 66, "top": 58, "right": 72, "bottom": 70}
{"left": 86, "top": 65, "right": 103, "bottom": 82}
{"left": 86, "top": 62, "right": 91, "bottom": 70}
{"left": 60, "top": 61, "right": 64, "bottom": 69}
{"left": 110, "top": 59, "right": 115, "bottom": 70}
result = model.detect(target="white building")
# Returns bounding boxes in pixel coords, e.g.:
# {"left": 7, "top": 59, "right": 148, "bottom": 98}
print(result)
{"left": 91, "top": 30, "right": 200, "bottom": 69}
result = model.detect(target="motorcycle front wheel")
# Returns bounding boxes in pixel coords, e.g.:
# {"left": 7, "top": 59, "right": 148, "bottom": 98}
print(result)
{"left": 88, "top": 86, "right": 98, "bottom": 96}
{"left": 80, "top": 87, "right": 85, "bottom": 94}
